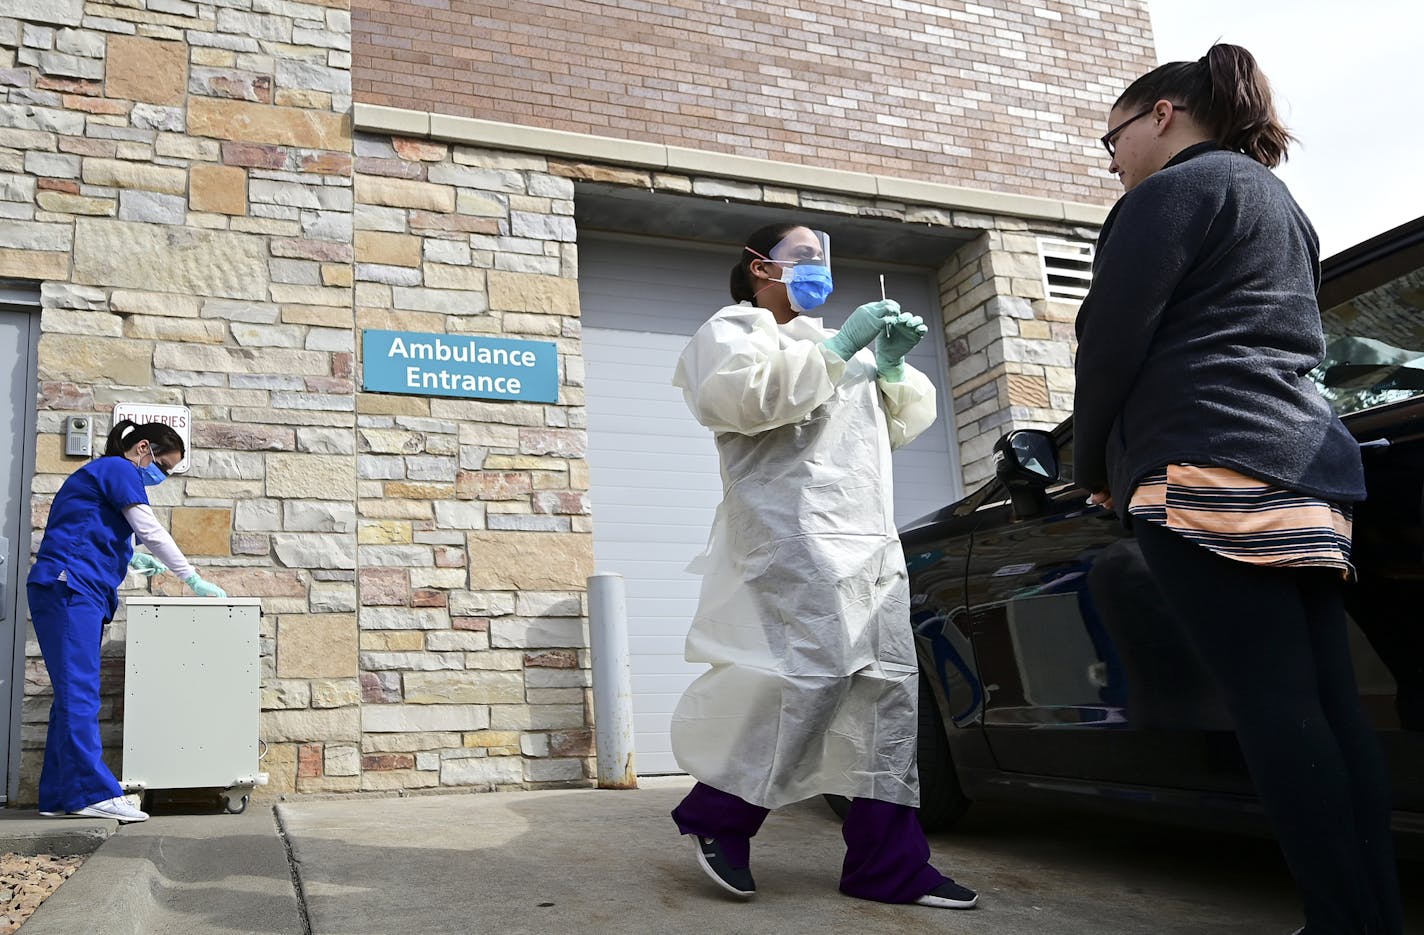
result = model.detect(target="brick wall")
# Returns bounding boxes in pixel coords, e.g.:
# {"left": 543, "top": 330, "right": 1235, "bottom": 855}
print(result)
{"left": 350, "top": 0, "right": 1155, "bottom": 205}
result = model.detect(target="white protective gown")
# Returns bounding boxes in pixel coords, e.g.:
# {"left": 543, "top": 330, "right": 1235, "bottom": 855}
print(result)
{"left": 670, "top": 303, "right": 938, "bottom": 809}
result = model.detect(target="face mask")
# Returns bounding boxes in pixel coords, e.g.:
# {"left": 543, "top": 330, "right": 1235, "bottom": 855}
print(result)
{"left": 140, "top": 462, "right": 167, "bottom": 486}
{"left": 746, "top": 231, "right": 834, "bottom": 314}
{"left": 776, "top": 263, "right": 833, "bottom": 312}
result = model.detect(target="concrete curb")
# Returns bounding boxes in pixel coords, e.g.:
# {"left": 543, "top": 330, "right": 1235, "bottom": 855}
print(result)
{"left": 0, "top": 811, "right": 117, "bottom": 857}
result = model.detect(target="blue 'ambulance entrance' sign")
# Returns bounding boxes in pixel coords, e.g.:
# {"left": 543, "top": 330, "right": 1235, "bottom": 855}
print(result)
{"left": 361, "top": 330, "right": 559, "bottom": 403}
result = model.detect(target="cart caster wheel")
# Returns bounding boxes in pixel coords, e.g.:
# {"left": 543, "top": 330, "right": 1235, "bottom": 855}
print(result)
{"left": 222, "top": 793, "right": 249, "bottom": 814}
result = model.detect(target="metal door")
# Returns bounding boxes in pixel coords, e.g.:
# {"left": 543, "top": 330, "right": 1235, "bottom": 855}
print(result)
{"left": 0, "top": 297, "right": 40, "bottom": 802}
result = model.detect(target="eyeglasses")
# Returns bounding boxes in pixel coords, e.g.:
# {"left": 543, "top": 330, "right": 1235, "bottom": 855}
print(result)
{"left": 1100, "top": 104, "right": 1187, "bottom": 158}
{"left": 147, "top": 446, "right": 176, "bottom": 475}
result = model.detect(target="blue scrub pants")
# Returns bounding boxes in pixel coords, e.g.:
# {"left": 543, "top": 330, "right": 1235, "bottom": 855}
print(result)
{"left": 27, "top": 581, "right": 123, "bottom": 813}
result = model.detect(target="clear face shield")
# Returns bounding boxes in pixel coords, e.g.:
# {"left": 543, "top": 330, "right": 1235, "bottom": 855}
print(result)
{"left": 751, "top": 228, "right": 833, "bottom": 312}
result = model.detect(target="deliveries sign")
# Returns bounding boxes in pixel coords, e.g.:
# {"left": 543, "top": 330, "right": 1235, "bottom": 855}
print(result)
{"left": 112, "top": 403, "right": 192, "bottom": 474}
{"left": 361, "top": 330, "right": 559, "bottom": 403}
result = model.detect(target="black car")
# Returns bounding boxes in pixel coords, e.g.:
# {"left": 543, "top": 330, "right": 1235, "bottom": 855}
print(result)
{"left": 886, "top": 216, "right": 1424, "bottom": 839}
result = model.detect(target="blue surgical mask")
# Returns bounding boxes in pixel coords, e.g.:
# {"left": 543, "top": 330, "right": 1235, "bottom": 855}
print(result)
{"left": 778, "top": 264, "right": 833, "bottom": 312}
{"left": 140, "top": 462, "right": 167, "bottom": 486}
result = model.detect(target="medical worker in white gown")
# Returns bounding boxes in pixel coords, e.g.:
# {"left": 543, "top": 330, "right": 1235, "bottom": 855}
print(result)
{"left": 668, "top": 223, "right": 978, "bottom": 910}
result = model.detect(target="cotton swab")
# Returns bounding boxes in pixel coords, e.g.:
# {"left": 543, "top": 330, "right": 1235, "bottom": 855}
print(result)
{"left": 880, "top": 275, "right": 890, "bottom": 336}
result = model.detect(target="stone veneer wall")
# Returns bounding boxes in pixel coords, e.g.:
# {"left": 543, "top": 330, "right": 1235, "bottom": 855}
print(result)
{"left": 0, "top": 0, "right": 599, "bottom": 801}
{"left": 1, "top": 0, "right": 360, "bottom": 802}
{"left": 940, "top": 228, "right": 1087, "bottom": 487}
{"left": 334, "top": 134, "right": 594, "bottom": 792}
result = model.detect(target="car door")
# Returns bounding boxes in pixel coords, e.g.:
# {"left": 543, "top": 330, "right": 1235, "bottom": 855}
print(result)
{"left": 1313, "top": 219, "right": 1424, "bottom": 816}
{"left": 966, "top": 430, "right": 1254, "bottom": 794}
{"left": 1347, "top": 406, "right": 1424, "bottom": 816}
{"left": 969, "top": 218, "right": 1424, "bottom": 809}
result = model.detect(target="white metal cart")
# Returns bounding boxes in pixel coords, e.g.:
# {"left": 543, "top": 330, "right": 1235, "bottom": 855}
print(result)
{"left": 121, "top": 597, "right": 264, "bottom": 813}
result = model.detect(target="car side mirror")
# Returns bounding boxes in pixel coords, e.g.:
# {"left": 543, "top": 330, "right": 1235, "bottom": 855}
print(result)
{"left": 993, "top": 429, "right": 1060, "bottom": 518}
{"left": 994, "top": 429, "right": 1060, "bottom": 484}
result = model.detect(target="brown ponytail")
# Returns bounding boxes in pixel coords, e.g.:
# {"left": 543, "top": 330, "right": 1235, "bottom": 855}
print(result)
{"left": 1116, "top": 43, "right": 1294, "bottom": 167}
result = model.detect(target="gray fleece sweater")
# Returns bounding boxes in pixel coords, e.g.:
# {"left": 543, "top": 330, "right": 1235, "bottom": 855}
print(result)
{"left": 1072, "top": 142, "right": 1365, "bottom": 516}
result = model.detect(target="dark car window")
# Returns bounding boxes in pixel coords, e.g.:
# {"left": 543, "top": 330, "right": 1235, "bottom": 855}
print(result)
{"left": 1055, "top": 431, "right": 1074, "bottom": 486}
{"left": 1312, "top": 263, "right": 1424, "bottom": 415}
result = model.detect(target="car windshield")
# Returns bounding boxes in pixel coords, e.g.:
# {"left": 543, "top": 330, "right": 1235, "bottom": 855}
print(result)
{"left": 1311, "top": 263, "right": 1424, "bottom": 415}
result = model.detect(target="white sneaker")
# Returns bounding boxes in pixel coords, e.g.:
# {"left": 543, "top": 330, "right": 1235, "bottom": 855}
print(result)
{"left": 70, "top": 795, "right": 148, "bottom": 822}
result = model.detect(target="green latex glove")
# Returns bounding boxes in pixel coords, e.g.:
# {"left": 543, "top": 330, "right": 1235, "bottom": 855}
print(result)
{"left": 183, "top": 573, "right": 227, "bottom": 599}
{"left": 875, "top": 311, "right": 927, "bottom": 382}
{"left": 128, "top": 553, "right": 167, "bottom": 578}
{"left": 823, "top": 300, "right": 900, "bottom": 361}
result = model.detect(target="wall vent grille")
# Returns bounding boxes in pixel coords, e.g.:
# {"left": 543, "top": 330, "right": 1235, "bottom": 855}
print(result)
{"left": 1038, "top": 238, "right": 1094, "bottom": 303}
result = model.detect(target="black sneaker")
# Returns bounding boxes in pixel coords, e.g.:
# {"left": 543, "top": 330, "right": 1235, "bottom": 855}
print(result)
{"left": 914, "top": 878, "right": 979, "bottom": 909}
{"left": 690, "top": 835, "right": 756, "bottom": 897}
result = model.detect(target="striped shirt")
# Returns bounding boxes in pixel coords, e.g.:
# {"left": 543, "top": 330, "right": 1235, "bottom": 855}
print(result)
{"left": 1128, "top": 464, "right": 1354, "bottom": 579}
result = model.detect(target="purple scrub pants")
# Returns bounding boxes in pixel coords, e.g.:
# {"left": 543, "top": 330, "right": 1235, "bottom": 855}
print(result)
{"left": 28, "top": 582, "right": 124, "bottom": 814}
{"left": 672, "top": 781, "right": 947, "bottom": 902}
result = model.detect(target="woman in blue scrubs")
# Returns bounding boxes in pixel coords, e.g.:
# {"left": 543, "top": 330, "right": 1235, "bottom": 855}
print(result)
{"left": 27, "top": 420, "right": 227, "bottom": 822}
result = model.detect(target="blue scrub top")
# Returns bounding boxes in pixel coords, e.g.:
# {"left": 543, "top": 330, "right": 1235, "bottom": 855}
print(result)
{"left": 28, "top": 456, "right": 149, "bottom": 616}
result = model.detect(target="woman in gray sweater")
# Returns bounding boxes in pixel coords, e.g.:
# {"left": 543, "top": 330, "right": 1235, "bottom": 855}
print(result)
{"left": 1074, "top": 44, "right": 1402, "bottom": 935}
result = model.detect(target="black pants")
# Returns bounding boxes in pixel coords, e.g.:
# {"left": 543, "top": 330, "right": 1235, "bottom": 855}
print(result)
{"left": 1134, "top": 520, "right": 1403, "bottom": 935}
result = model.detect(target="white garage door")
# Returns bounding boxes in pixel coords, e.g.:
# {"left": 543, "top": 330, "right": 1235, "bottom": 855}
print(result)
{"left": 580, "top": 234, "right": 961, "bottom": 774}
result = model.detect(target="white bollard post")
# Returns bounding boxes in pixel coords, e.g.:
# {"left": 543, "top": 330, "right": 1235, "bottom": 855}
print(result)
{"left": 588, "top": 572, "right": 637, "bottom": 789}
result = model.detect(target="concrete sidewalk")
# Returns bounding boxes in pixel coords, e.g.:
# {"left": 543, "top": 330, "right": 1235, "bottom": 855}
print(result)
{"left": 19, "top": 808, "right": 303, "bottom": 935}
{"left": 16, "top": 776, "right": 1348, "bottom": 935}
{"left": 280, "top": 778, "right": 965, "bottom": 935}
